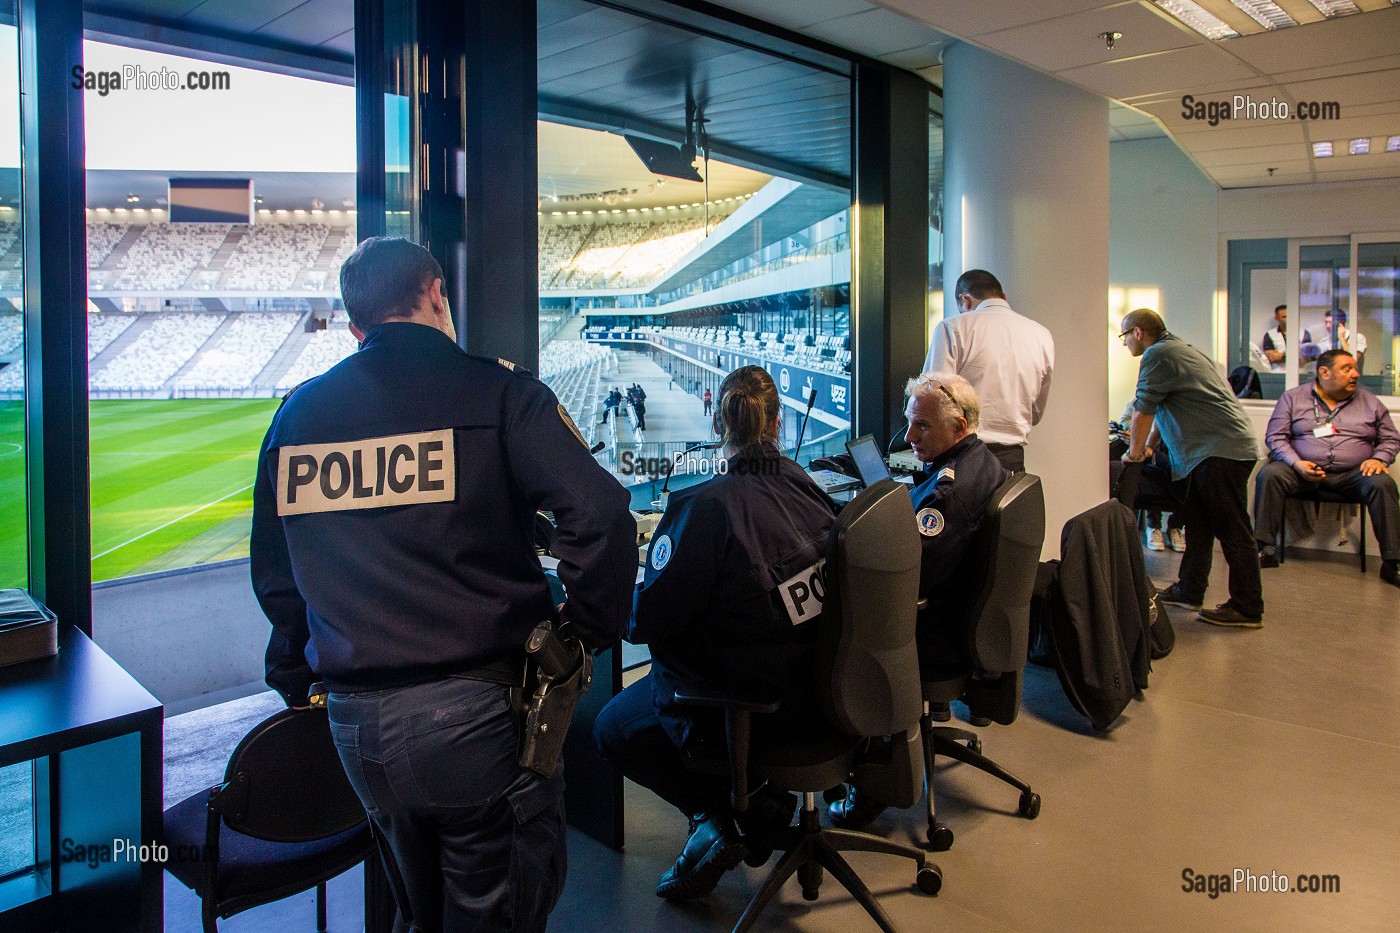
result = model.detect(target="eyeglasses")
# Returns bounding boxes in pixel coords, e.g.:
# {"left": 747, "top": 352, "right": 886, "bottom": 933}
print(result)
{"left": 1118, "top": 327, "right": 1136, "bottom": 340}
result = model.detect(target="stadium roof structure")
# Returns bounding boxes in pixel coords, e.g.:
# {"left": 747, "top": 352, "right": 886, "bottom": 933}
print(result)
{"left": 85, "top": 0, "right": 868, "bottom": 201}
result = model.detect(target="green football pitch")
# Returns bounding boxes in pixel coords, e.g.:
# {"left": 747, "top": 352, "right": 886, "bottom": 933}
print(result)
{"left": 0, "top": 398, "right": 281, "bottom": 587}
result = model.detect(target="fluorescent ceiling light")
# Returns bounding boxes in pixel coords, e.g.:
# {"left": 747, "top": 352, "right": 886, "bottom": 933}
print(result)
{"left": 1233, "top": 0, "right": 1297, "bottom": 30}
{"left": 1387, "top": 136, "right": 1400, "bottom": 153}
{"left": 1307, "top": 1, "right": 1361, "bottom": 15}
{"left": 1349, "top": 137, "right": 1370, "bottom": 155}
{"left": 1313, "top": 142, "right": 1333, "bottom": 157}
{"left": 1153, "top": 1, "right": 1240, "bottom": 39}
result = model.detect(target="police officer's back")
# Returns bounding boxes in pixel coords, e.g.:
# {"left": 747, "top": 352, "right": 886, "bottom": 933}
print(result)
{"left": 251, "top": 237, "right": 636, "bottom": 932}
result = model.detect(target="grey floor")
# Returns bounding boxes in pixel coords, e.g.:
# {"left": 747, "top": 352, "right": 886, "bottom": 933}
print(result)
{"left": 160, "top": 543, "right": 1400, "bottom": 932}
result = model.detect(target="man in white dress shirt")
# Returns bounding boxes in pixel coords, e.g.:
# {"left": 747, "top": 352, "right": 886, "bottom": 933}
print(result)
{"left": 922, "top": 269, "right": 1054, "bottom": 472}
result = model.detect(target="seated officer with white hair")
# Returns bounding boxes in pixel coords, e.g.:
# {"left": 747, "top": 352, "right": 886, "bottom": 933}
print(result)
{"left": 594, "top": 364, "right": 837, "bottom": 901}
{"left": 830, "top": 371, "right": 1010, "bottom": 828}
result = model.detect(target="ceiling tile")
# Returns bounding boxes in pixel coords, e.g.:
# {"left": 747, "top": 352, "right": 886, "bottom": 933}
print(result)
{"left": 1170, "top": 122, "right": 1309, "bottom": 151}
{"left": 875, "top": 0, "right": 1126, "bottom": 40}
{"left": 1218, "top": 6, "right": 1400, "bottom": 73}
{"left": 983, "top": 2, "right": 1195, "bottom": 74}
{"left": 1058, "top": 44, "right": 1256, "bottom": 100}
{"left": 1196, "top": 143, "right": 1311, "bottom": 167}
{"left": 1272, "top": 53, "right": 1400, "bottom": 86}
{"left": 1277, "top": 70, "right": 1400, "bottom": 110}
{"left": 802, "top": 7, "right": 947, "bottom": 57}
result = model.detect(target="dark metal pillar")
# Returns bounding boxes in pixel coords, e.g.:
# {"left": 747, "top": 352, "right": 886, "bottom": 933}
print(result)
{"left": 852, "top": 64, "right": 929, "bottom": 445}
{"left": 20, "top": 0, "right": 90, "bottom": 635}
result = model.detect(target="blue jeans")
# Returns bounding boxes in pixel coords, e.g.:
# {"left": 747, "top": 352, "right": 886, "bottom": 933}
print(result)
{"left": 328, "top": 676, "right": 566, "bottom": 933}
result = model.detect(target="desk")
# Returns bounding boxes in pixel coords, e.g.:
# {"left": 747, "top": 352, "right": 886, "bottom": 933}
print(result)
{"left": 0, "top": 626, "right": 163, "bottom": 933}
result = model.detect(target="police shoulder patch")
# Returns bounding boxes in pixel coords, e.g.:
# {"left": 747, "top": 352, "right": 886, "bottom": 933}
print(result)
{"left": 916, "top": 507, "right": 945, "bottom": 537}
{"left": 650, "top": 534, "right": 674, "bottom": 571}
{"left": 557, "top": 404, "right": 588, "bottom": 448}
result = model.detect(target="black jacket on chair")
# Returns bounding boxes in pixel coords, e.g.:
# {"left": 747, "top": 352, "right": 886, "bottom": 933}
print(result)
{"left": 1042, "top": 501, "right": 1154, "bottom": 731}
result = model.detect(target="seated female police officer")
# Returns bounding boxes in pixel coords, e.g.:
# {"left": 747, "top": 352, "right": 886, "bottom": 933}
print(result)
{"left": 594, "top": 364, "right": 837, "bottom": 900}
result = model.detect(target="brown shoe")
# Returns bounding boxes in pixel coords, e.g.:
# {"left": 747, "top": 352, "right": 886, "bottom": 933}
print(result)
{"left": 1197, "top": 604, "right": 1263, "bottom": 628}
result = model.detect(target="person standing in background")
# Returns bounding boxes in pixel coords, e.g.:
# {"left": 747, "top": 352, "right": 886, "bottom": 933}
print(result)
{"left": 923, "top": 269, "right": 1053, "bottom": 473}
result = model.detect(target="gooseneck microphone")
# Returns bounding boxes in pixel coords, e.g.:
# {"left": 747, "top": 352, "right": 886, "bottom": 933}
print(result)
{"left": 791, "top": 387, "right": 817, "bottom": 460}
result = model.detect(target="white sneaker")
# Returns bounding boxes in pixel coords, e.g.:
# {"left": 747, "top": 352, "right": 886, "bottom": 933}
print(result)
{"left": 1146, "top": 528, "right": 1166, "bottom": 551}
{"left": 1168, "top": 528, "right": 1186, "bottom": 552}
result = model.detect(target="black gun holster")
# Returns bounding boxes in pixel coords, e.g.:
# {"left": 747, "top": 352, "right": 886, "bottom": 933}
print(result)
{"left": 514, "top": 622, "right": 593, "bottom": 776}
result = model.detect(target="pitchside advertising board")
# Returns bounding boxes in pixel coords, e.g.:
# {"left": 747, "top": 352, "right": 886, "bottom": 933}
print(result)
{"left": 589, "top": 331, "right": 850, "bottom": 422}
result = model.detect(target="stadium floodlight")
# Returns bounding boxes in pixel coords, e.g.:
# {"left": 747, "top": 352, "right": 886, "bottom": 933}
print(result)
{"left": 622, "top": 134, "right": 703, "bottom": 182}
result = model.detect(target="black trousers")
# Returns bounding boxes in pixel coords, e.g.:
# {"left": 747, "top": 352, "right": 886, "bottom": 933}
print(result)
{"left": 985, "top": 442, "right": 1025, "bottom": 474}
{"left": 1174, "top": 457, "right": 1263, "bottom": 618}
{"left": 1252, "top": 460, "right": 1399, "bottom": 561}
{"left": 593, "top": 675, "right": 729, "bottom": 817}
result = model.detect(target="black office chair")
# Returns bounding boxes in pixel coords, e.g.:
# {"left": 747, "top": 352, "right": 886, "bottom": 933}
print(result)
{"left": 162, "top": 707, "right": 375, "bottom": 933}
{"left": 1278, "top": 487, "right": 1369, "bottom": 573}
{"left": 919, "top": 472, "right": 1045, "bottom": 851}
{"left": 675, "top": 478, "right": 940, "bottom": 933}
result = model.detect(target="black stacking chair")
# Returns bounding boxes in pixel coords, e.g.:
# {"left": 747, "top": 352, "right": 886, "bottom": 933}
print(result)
{"left": 162, "top": 707, "right": 375, "bottom": 933}
{"left": 920, "top": 472, "right": 1045, "bottom": 851}
{"left": 674, "top": 479, "right": 940, "bottom": 933}
{"left": 1278, "top": 486, "right": 1369, "bottom": 573}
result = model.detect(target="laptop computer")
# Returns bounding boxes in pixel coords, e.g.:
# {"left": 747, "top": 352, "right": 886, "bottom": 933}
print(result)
{"left": 846, "top": 434, "right": 892, "bottom": 487}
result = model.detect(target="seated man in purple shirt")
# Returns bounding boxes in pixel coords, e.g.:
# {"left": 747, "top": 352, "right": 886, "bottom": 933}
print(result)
{"left": 1254, "top": 349, "right": 1400, "bottom": 588}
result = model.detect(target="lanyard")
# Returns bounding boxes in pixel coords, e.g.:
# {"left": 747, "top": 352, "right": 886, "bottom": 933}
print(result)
{"left": 1310, "top": 392, "right": 1346, "bottom": 427}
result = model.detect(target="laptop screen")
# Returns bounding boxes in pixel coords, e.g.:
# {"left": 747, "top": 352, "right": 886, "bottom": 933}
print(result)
{"left": 846, "top": 434, "right": 891, "bottom": 487}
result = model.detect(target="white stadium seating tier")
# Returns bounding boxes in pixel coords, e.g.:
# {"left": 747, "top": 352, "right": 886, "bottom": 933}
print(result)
{"left": 0, "top": 312, "right": 20, "bottom": 355}
{"left": 87, "top": 313, "right": 138, "bottom": 360}
{"left": 279, "top": 325, "right": 360, "bottom": 386}
{"left": 174, "top": 313, "right": 302, "bottom": 388}
{"left": 90, "top": 313, "right": 224, "bottom": 390}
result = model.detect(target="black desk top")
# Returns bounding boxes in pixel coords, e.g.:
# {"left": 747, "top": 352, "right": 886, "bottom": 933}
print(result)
{"left": 0, "top": 626, "right": 162, "bottom": 766}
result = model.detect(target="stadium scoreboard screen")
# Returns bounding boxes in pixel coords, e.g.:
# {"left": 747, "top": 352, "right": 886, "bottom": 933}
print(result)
{"left": 168, "top": 178, "right": 253, "bottom": 224}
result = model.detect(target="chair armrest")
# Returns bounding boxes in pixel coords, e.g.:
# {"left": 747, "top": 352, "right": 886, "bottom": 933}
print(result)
{"left": 673, "top": 681, "right": 781, "bottom": 715}
{"left": 671, "top": 681, "right": 781, "bottom": 812}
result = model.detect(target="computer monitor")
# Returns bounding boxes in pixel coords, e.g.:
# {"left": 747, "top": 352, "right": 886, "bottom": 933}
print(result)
{"left": 845, "top": 434, "right": 891, "bottom": 487}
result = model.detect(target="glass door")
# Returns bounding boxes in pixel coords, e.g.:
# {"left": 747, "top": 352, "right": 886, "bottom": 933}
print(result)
{"left": 1352, "top": 235, "right": 1399, "bottom": 397}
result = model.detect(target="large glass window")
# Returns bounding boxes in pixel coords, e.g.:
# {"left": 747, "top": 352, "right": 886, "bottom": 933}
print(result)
{"left": 82, "top": 41, "right": 356, "bottom": 583}
{"left": 1355, "top": 240, "right": 1398, "bottom": 396}
{"left": 537, "top": 0, "right": 853, "bottom": 495}
{"left": 0, "top": 8, "right": 21, "bottom": 590}
{"left": 1229, "top": 235, "right": 1399, "bottom": 401}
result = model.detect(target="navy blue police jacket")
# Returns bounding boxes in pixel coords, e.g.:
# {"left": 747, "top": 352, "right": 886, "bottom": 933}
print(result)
{"left": 909, "top": 434, "right": 1009, "bottom": 667}
{"left": 630, "top": 443, "right": 837, "bottom": 748}
{"left": 251, "top": 322, "right": 637, "bottom": 705}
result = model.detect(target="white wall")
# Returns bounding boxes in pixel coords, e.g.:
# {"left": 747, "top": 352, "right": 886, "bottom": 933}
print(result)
{"left": 1108, "top": 137, "right": 1219, "bottom": 418}
{"left": 944, "top": 42, "right": 1109, "bottom": 556}
{"left": 1219, "top": 179, "right": 1400, "bottom": 238}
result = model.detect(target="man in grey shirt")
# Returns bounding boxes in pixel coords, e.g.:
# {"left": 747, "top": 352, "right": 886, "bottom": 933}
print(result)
{"left": 1120, "top": 309, "right": 1263, "bottom": 627}
{"left": 1254, "top": 349, "right": 1399, "bottom": 588}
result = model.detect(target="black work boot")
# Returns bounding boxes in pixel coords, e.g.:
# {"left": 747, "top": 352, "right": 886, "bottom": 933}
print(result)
{"left": 827, "top": 785, "right": 888, "bottom": 830}
{"left": 735, "top": 789, "right": 797, "bottom": 867}
{"left": 655, "top": 812, "right": 748, "bottom": 900}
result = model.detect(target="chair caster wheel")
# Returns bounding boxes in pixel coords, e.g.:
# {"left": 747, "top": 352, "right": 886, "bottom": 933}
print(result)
{"left": 926, "top": 823, "right": 954, "bottom": 851}
{"left": 967, "top": 737, "right": 982, "bottom": 755}
{"left": 1019, "top": 791, "right": 1041, "bottom": 819}
{"left": 916, "top": 864, "right": 942, "bottom": 895}
{"left": 823, "top": 784, "right": 848, "bottom": 804}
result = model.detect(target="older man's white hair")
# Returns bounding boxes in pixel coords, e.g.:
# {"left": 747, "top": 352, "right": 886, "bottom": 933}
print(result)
{"left": 904, "top": 371, "right": 980, "bottom": 432}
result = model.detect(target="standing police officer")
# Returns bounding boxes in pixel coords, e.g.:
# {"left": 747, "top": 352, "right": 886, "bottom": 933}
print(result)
{"left": 252, "top": 237, "right": 636, "bottom": 932}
